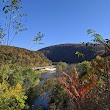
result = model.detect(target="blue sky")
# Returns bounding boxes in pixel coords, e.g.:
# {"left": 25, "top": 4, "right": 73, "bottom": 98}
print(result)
{"left": 1, "top": 0, "right": 110, "bottom": 50}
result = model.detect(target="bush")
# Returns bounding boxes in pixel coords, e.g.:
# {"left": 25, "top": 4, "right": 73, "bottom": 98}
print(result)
{"left": 56, "top": 61, "right": 68, "bottom": 72}
{"left": 77, "top": 61, "right": 91, "bottom": 78}
{"left": 0, "top": 81, "right": 28, "bottom": 110}
{"left": 0, "top": 64, "right": 40, "bottom": 109}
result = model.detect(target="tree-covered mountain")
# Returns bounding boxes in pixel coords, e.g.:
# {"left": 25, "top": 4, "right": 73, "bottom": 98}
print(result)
{"left": 39, "top": 43, "right": 106, "bottom": 63}
{"left": 0, "top": 45, "right": 52, "bottom": 67}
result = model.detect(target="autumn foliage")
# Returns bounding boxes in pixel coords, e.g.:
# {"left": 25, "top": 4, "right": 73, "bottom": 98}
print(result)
{"left": 60, "top": 67, "right": 97, "bottom": 104}
{"left": 0, "top": 45, "right": 52, "bottom": 67}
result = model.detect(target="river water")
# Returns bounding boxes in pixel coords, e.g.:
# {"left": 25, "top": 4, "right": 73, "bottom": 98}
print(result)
{"left": 31, "top": 72, "right": 60, "bottom": 110}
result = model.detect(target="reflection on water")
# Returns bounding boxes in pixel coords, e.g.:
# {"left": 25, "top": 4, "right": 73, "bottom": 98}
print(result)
{"left": 40, "top": 72, "right": 56, "bottom": 79}
{"left": 40, "top": 71, "right": 62, "bottom": 79}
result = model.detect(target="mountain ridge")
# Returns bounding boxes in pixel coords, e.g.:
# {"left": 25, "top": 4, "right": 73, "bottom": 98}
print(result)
{"left": 38, "top": 43, "right": 106, "bottom": 63}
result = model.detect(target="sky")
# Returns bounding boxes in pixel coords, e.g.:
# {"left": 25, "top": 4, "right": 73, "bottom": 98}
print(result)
{"left": 1, "top": 0, "right": 110, "bottom": 50}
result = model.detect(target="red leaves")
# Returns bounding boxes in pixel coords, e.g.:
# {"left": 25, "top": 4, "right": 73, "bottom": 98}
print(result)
{"left": 60, "top": 69, "right": 97, "bottom": 104}
{"left": 66, "top": 87, "right": 78, "bottom": 102}
{"left": 78, "top": 76, "right": 97, "bottom": 95}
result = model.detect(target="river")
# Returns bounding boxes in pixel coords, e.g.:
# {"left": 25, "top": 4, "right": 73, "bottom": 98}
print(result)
{"left": 31, "top": 71, "right": 60, "bottom": 110}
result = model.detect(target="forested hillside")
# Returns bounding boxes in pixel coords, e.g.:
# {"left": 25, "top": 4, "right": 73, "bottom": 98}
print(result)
{"left": 39, "top": 43, "right": 105, "bottom": 63}
{"left": 0, "top": 45, "right": 52, "bottom": 67}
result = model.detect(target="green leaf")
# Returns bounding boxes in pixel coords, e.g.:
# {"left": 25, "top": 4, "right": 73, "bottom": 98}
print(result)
{"left": 92, "top": 34, "right": 104, "bottom": 43}
{"left": 87, "top": 29, "right": 95, "bottom": 35}
{"left": 75, "top": 51, "right": 84, "bottom": 57}
{"left": 11, "top": 0, "right": 18, "bottom": 5}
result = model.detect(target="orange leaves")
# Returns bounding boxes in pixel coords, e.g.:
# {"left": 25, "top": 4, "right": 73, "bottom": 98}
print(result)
{"left": 78, "top": 77, "right": 97, "bottom": 99}
{"left": 60, "top": 69, "right": 97, "bottom": 104}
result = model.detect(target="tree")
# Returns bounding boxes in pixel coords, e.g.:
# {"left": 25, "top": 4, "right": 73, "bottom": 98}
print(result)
{"left": 60, "top": 30, "right": 110, "bottom": 109}
{"left": 0, "top": 63, "right": 41, "bottom": 108}
{"left": 30, "top": 32, "right": 44, "bottom": 50}
{"left": 87, "top": 29, "right": 110, "bottom": 91}
{"left": 77, "top": 61, "right": 92, "bottom": 78}
{"left": 0, "top": 0, "right": 27, "bottom": 45}
{"left": 0, "top": 81, "right": 28, "bottom": 110}
{"left": 56, "top": 61, "right": 68, "bottom": 72}
{"left": 60, "top": 67, "right": 97, "bottom": 110}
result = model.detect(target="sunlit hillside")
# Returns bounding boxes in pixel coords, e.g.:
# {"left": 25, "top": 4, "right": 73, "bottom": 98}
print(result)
{"left": 0, "top": 45, "right": 52, "bottom": 67}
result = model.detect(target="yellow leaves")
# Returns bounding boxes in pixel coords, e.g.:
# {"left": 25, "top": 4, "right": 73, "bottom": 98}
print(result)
{"left": 0, "top": 80, "right": 9, "bottom": 92}
{"left": 96, "top": 55, "right": 102, "bottom": 60}
{"left": 0, "top": 81, "right": 27, "bottom": 109}
{"left": 15, "top": 83, "right": 22, "bottom": 93}
{"left": 81, "top": 69, "right": 95, "bottom": 82}
{"left": 96, "top": 79, "right": 105, "bottom": 88}
{"left": 91, "top": 56, "right": 105, "bottom": 70}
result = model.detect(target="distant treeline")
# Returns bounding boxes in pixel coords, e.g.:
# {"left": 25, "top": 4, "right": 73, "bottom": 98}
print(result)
{"left": 0, "top": 45, "right": 52, "bottom": 67}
